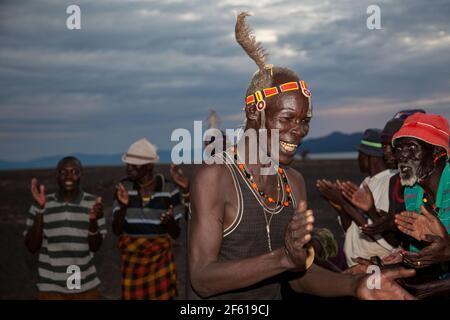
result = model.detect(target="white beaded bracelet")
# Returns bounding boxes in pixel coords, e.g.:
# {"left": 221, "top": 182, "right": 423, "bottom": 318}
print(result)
{"left": 88, "top": 230, "right": 99, "bottom": 236}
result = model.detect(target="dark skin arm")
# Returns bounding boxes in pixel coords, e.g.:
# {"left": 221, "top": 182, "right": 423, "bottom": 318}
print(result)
{"left": 395, "top": 205, "right": 447, "bottom": 241}
{"left": 112, "top": 206, "right": 126, "bottom": 236}
{"left": 395, "top": 205, "right": 450, "bottom": 267}
{"left": 395, "top": 207, "right": 450, "bottom": 297}
{"left": 170, "top": 164, "right": 190, "bottom": 192}
{"left": 290, "top": 261, "right": 416, "bottom": 299}
{"left": 339, "top": 180, "right": 401, "bottom": 247}
{"left": 316, "top": 179, "right": 352, "bottom": 230}
{"left": 25, "top": 212, "right": 44, "bottom": 253}
{"left": 339, "top": 180, "right": 380, "bottom": 222}
{"left": 284, "top": 168, "right": 316, "bottom": 269}
{"left": 189, "top": 165, "right": 313, "bottom": 298}
{"left": 88, "top": 220, "right": 102, "bottom": 252}
{"left": 361, "top": 214, "right": 401, "bottom": 247}
{"left": 88, "top": 197, "right": 103, "bottom": 252}
{"left": 170, "top": 164, "right": 191, "bottom": 221}
{"left": 402, "top": 277, "right": 450, "bottom": 299}
{"left": 316, "top": 179, "right": 366, "bottom": 229}
{"left": 25, "top": 178, "right": 46, "bottom": 253}
{"left": 290, "top": 264, "right": 362, "bottom": 297}
{"left": 112, "top": 182, "right": 181, "bottom": 238}
{"left": 401, "top": 234, "right": 450, "bottom": 268}
{"left": 339, "top": 201, "right": 367, "bottom": 228}
{"left": 112, "top": 183, "right": 128, "bottom": 236}
{"left": 190, "top": 164, "right": 416, "bottom": 300}
{"left": 160, "top": 205, "right": 181, "bottom": 239}
{"left": 295, "top": 175, "right": 416, "bottom": 299}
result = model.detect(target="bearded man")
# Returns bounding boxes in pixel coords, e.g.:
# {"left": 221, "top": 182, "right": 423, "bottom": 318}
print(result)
{"left": 391, "top": 113, "right": 449, "bottom": 265}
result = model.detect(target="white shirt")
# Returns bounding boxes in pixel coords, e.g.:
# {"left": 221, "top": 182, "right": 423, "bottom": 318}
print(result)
{"left": 344, "top": 169, "right": 398, "bottom": 267}
{"left": 363, "top": 169, "right": 397, "bottom": 213}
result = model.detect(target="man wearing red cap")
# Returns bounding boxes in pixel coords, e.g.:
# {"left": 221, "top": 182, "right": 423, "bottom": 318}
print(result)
{"left": 391, "top": 113, "right": 450, "bottom": 283}
{"left": 340, "top": 110, "right": 427, "bottom": 256}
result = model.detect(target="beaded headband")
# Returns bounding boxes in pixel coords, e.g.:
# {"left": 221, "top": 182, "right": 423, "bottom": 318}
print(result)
{"left": 245, "top": 80, "right": 313, "bottom": 117}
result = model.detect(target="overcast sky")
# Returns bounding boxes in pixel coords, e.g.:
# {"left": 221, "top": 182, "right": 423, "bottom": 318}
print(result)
{"left": 1, "top": 0, "right": 449, "bottom": 161}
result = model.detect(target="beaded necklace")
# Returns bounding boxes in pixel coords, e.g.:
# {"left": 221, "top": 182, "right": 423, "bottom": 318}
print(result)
{"left": 232, "top": 150, "right": 293, "bottom": 210}
{"left": 139, "top": 176, "right": 156, "bottom": 203}
{"left": 230, "top": 148, "right": 294, "bottom": 251}
{"left": 422, "top": 194, "right": 439, "bottom": 215}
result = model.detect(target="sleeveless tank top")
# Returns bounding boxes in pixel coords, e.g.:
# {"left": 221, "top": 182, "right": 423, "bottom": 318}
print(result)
{"left": 205, "top": 151, "right": 297, "bottom": 300}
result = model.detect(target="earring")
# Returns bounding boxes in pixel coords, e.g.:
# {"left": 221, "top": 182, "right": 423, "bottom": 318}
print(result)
{"left": 433, "top": 152, "right": 446, "bottom": 164}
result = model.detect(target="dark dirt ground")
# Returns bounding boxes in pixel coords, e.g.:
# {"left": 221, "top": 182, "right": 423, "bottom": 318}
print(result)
{"left": 0, "top": 160, "right": 364, "bottom": 299}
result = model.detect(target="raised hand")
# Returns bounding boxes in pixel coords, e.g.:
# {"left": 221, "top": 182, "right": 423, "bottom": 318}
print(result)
{"left": 355, "top": 268, "right": 416, "bottom": 300}
{"left": 160, "top": 205, "right": 175, "bottom": 225}
{"left": 395, "top": 205, "right": 447, "bottom": 241}
{"left": 170, "top": 164, "right": 189, "bottom": 191}
{"left": 340, "top": 181, "right": 374, "bottom": 212}
{"left": 362, "top": 214, "right": 396, "bottom": 236}
{"left": 89, "top": 197, "right": 103, "bottom": 221}
{"left": 316, "top": 179, "right": 344, "bottom": 208}
{"left": 401, "top": 234, "right": 450, "bottom": 268}
{"left": 116, "top": 183, "right": 129, "bottom": 207}
{"left": 31, "top": 178, "right": 46, "bottom": 209}
{"left": 283, "top": 201, "right": 314, "bottom": 270}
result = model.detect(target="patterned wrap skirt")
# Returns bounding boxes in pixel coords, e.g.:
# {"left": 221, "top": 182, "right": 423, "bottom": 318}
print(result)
{"left": 119, "top": 234, "right": 177, "bottom": 300}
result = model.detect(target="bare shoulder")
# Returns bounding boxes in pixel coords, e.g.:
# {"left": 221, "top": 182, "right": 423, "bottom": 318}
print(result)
{"left": 189, "top": 162, "right": 236, "bottom": 230}
{"left": 284, "top": 167, "right": 306, "bottom": 187}
{"left": 192, "top": 163, "right": 232, "bottom": 190}
{"left": 284, "top": 166, "right": 307, "bottom": 204}
{"left": 191, "top": 162, "right": 234, "bottom": 204}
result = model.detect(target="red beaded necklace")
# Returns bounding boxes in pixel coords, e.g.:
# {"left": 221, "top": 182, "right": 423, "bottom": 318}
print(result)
{"left": 232, "top": 151, "right": 293, "bottom": 208}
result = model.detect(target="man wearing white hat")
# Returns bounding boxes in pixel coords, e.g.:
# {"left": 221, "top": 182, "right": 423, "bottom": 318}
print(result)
{"left": 112, "top": 138, "right": 189, "bottom": 300}
{"left": 120, "top": 138, "right": 160, "bottom": 165}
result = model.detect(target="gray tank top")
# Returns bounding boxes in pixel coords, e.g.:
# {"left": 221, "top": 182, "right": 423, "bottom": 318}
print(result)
{"left": 193, "top": 151, "right": 297, "bottom": 300}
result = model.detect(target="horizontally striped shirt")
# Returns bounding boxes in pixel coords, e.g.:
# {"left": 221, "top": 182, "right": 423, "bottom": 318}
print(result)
{"left": 113, "top": 174, "right": 184, "bottom": 237}
{"left": 24, "top": 191, "right": 107, "bottom": 293}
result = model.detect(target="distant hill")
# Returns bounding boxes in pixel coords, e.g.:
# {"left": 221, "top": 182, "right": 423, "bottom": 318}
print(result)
{"left": 0, "top": 132, "right": 363, "bottom": 170}
{"left": 298, "top": 131, "right": 363, "bottom": 154}
{"left": 0, "top": 151, "right": 173, "bottom": 170}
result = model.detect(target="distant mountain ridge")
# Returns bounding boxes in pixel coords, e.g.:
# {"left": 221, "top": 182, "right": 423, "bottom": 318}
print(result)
{"left": 0, "top": 151, "right": 173, "bottom": 170}
{"left": 298, "top": 131, "right": 363, "bottom": 154}
{"left": 0, "top": 132, "right": 363, "bottom": 170}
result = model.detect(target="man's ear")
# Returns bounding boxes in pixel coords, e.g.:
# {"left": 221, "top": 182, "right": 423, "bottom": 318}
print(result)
{"left": 245, "top": 104, "right": 259, "bottom": 123}
{"left": 432, "top": 146, "right": 447, "bottom": 164}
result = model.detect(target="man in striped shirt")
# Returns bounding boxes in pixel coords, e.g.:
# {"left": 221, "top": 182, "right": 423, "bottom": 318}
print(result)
{"left": 24, "top": 156, "right": 107, "bottom": 299}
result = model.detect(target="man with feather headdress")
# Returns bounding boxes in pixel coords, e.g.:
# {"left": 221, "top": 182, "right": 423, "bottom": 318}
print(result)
{"left": 188, "top": 12, "right": 416, "bottom": 300}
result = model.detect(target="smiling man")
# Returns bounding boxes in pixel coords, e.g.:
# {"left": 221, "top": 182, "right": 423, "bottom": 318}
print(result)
{"left": 187, "top": 12, "right": 416, "bottom": 300}
{"left": 24, "top": 156, "right": 106, "bottom": 299}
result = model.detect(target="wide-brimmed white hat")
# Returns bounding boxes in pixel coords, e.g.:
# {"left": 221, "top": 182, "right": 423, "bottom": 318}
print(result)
{"left": 122, "top": 138, "right": 159, "bottom": 165}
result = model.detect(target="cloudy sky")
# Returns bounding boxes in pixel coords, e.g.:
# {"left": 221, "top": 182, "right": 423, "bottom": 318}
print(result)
{"left": 1, "top": 0, "right": 449, "bottom": 161}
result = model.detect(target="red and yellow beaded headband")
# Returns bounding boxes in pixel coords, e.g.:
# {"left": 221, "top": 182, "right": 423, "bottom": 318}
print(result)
{"left": 245, "top": 80, "right": 312, "bottom": 117}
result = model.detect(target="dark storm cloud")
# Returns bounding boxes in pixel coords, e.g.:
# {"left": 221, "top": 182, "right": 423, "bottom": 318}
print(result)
{"left": 0, "top": 0, "right": 449, "bottom": 160}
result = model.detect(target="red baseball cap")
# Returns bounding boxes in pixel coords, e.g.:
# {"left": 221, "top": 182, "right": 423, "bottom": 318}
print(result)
{"left": 392, "top": 113, "right": 449, "bottom": 157}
